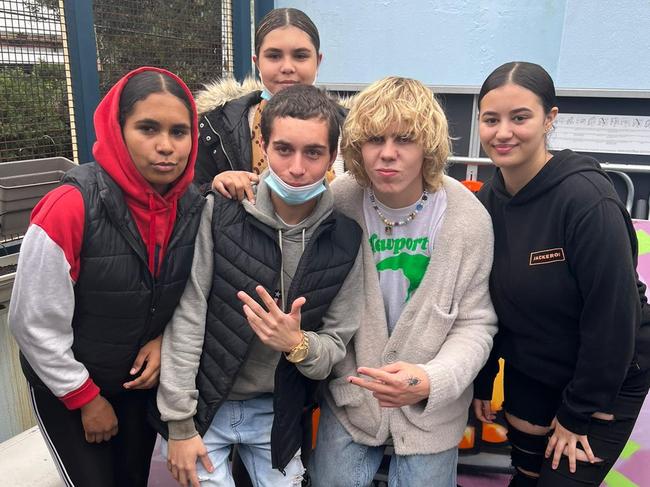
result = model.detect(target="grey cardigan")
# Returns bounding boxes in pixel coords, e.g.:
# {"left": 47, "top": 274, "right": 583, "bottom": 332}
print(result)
{"left": 326, "top": 174, "right": 498, "bottom": 455}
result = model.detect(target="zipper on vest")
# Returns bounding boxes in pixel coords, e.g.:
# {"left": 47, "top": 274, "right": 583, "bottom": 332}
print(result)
{"left": 154, "top": 244, "right": 161, "bottom": 277}
{"left": 204, "top": 116, "right": 235, "bottom": 171}
{"left": 142, "top": 264, "right": 158, "bottom": 345}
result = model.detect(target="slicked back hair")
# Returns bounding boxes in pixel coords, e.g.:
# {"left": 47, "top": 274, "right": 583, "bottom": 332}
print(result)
{"left": 478, "top": 61, "right": 557, "bottom": 114}
{"left": 255, "top": 8, "right": 320, "bottom": 56}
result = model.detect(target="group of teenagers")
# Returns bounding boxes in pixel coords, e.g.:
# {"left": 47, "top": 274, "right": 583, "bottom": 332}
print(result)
{"left": 8, "top": 7, "right": 650, "bottom": 487}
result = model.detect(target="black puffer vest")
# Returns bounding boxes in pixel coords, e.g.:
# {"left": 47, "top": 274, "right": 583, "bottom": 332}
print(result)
{"left": 21, "top": 162, "right": 204, "bottom": 395}
{"left": 193, "top": 194, "right": 360, "bottom": 470}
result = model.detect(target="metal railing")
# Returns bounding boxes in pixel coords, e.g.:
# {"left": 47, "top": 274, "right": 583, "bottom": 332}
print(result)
{"left": 449, "top": 156, "right": 643, "bottom": 214}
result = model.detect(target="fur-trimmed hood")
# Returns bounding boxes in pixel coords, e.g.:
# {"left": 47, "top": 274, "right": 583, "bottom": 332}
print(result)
{"left": 194, "top": 76, "right": 352, "bottom": 115}
{"left": 195, "top": 77, "right": 264, "bottom": 115}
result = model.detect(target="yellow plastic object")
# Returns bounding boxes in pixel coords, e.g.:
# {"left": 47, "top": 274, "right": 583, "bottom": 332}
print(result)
{"left": 458, "top": 358, "right": 507, "bottom": 449}
{"left": 491, "top": 358, "right": 505, "bottom": 411}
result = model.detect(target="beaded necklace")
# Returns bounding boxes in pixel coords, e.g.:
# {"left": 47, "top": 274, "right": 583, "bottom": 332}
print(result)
{"left": 368, "top": 188, "right": 428, "bottom": 235}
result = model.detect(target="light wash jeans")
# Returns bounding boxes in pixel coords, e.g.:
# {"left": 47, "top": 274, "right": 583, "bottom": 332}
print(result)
{"left": 163, "top": 394, "right": 304, "bottom": 487}
{"left": 309, "top": 400, "right": 457, "bottom": 487}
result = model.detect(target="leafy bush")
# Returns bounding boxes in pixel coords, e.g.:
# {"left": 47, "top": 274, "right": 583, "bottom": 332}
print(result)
{"left": 0, "top": 63, "right": 73, "bottom": 162}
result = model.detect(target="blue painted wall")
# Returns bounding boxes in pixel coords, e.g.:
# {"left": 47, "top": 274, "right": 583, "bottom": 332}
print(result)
{"left": 274, "top": 0, "right": 650, "bottom": 90}
{"left": 556, "top": 1, "right": 650, "bottom": 90}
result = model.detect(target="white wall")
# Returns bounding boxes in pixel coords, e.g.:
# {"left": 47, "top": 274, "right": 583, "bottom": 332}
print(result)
{"left": 275, "top": 0, "right": 650, "bottom": 90}
{"left": 556, "top": 0, "right": 650, "bottom": 89}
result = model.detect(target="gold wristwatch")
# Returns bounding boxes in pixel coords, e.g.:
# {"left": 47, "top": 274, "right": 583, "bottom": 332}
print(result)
{"left": 285, "top": 332, "right": 309, "bottom": 363}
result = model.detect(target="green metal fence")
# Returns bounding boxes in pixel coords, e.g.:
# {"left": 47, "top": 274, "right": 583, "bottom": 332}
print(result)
{"left": 0, "top": 0, "right": 233, "bottom": 163}
{"left": 93, "top": 0, "right": 230, "bottom": 96}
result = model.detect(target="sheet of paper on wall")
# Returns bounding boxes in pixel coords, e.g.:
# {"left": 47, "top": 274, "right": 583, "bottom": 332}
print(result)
{"left": 548, "top": 114, "right": 650, "bottom": 155}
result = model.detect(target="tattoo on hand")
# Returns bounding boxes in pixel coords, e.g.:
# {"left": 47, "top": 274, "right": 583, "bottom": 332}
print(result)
{"left": 406, "top": 376, "right": 421, "bottom": 387}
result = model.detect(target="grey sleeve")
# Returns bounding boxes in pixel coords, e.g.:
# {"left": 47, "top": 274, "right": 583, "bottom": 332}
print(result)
{"left": 157, "top": 195, "right": 215, "bottom": 440}
{"left": 296, "top": 247, "right": 363, "bottom": 380}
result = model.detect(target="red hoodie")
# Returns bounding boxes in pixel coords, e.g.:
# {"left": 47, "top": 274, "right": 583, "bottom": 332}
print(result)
{"left": 31, "top": 66, "right": 199, "bottom": 279}
{"left": 92, "top": 66, "right": 199, "bottom": 274}
{"left": 10, "top": 67, "right": 199, "bottom": 409}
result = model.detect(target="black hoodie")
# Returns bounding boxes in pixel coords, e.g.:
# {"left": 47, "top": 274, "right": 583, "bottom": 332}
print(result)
{"left": 474, "top": 149, "right": 650, "bottom": 434}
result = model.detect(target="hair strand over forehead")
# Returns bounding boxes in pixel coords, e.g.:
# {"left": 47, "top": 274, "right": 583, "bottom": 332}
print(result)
{"left": 260, "top": 84, "right": 340, "bottom": 155}
{"left": 342, "top": 77, "right": 451, "bottom": 192}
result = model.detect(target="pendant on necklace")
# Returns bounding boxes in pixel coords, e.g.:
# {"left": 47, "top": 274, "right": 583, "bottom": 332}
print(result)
{"left": 385, "top": 225, "right": 393, "bottom": 235}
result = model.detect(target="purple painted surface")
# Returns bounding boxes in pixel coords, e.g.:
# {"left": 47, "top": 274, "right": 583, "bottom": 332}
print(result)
{"left": 148, "top": 437, "right": 176, "bottom": 487}
{"left": 457, "top": 473, "right": 510, "bottom": 486}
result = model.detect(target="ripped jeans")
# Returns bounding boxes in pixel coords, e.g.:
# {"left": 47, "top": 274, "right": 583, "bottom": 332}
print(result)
{"left": 170, "top": 394, "right": 304, "bottom": 487}
{"left": 502, "top": 363, "right": 650, "bottom": 486}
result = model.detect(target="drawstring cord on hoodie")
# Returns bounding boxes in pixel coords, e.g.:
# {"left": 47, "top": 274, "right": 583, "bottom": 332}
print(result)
{"left": 277, "top": 228, "right": 305, "bottom": 312}
{"left": 148, "top": 193, "right": 156, "bottom": 274}
{"left": 147, "top": 192, "right": 178, "bottom": 277}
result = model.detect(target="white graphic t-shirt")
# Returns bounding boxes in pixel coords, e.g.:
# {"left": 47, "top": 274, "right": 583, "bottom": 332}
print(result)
{"left": 363, "top": 187, "right": 447, "bottom": 333}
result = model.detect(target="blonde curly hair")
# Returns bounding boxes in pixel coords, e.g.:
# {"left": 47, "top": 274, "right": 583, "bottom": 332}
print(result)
{"left": 342, "top": 77, "right": 450, "bottom": 192}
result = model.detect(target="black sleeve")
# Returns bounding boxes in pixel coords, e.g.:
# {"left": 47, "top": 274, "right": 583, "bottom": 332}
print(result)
{"left": 473, "top": 329, "right": 502, "bottom": 400}
{"left": 556, "top": 198, "right": 639, "bottom": 434}
{"left": 194, "top": 135, "right": 220, "bottom": 189}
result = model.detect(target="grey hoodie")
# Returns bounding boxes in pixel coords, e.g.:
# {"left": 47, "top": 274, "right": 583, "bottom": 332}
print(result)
{"left": 157, "top": 173, "right": 363, "bottom": 440}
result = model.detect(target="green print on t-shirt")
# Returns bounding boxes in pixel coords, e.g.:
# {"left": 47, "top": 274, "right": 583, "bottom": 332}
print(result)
{"left": 369, "top": 233, "right": 431, "bottom": 300}
{"left": 376, "top": 253, "right": 429, "bottom": 300}
{"left": 369, "top": 234, "right": 429, "bottom": 255}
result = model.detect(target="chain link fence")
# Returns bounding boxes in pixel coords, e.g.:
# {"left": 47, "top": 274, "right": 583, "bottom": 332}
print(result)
{"left": 94, "top": 0, "right": 231, "bottom": 96}
{"left": 0, "top": 0, "right": 73, "bottom": 162}
{"left": 0, "top": 0, "right": 233, "bottom": 163}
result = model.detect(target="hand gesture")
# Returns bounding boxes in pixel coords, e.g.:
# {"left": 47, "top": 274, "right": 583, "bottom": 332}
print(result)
{"left": 212, "top": 171, "right": 259, "bottom": 202}
{"left": 80, "top": 394, "right": 118, "bottom": 443}
{"left": 545, "top": 417, "right": 596, "bottom": 473}
{"left": 123, "top": 334, "right": 162, "bottom": 389}
{"left": 237, "top": 285, "right": 304, "bottom": 353}
{"left": 473, "top": 399, "right": 496, "bottom": 423}
{"left": 349, "top": 362, "right": 430, "bottom": 408}
{"left": 167, "top": 436, "right": 214, "bottom": 487}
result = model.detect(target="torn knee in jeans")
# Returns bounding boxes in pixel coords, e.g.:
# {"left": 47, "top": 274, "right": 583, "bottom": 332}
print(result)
{"left": 505, "top": 412, "right": 551, "bottom": 436}
{"left": 289, "top": 451, "right": 305, "bottom": 486}
{"left": 506, "top": 417, "right": 548, "bottom": 475}
{"left": 574, "top": 447, "right": 604, "bottom": 463}
{"left": 592, "top": 411, "right": 615, "bottom": 421}
{"left": 290, "top": 474, "right": 304, "bottom": 486}
{"left": 516, "top": 466, "right": 540, "bottom": 478}
{"left": 508, "top": 468, "right": 539, "bottom": 487}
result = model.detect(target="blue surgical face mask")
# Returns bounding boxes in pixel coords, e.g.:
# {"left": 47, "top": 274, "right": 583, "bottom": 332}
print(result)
{"left": 265, "top": 166, "right": 327, "bottom": 206}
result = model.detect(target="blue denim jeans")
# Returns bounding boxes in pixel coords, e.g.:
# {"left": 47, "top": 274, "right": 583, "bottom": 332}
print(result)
{"left": 163, "top": 394, "right": 304, "bottom": 487}
{"left": 309, "top": 400, "right": 457, "bottom": 487}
